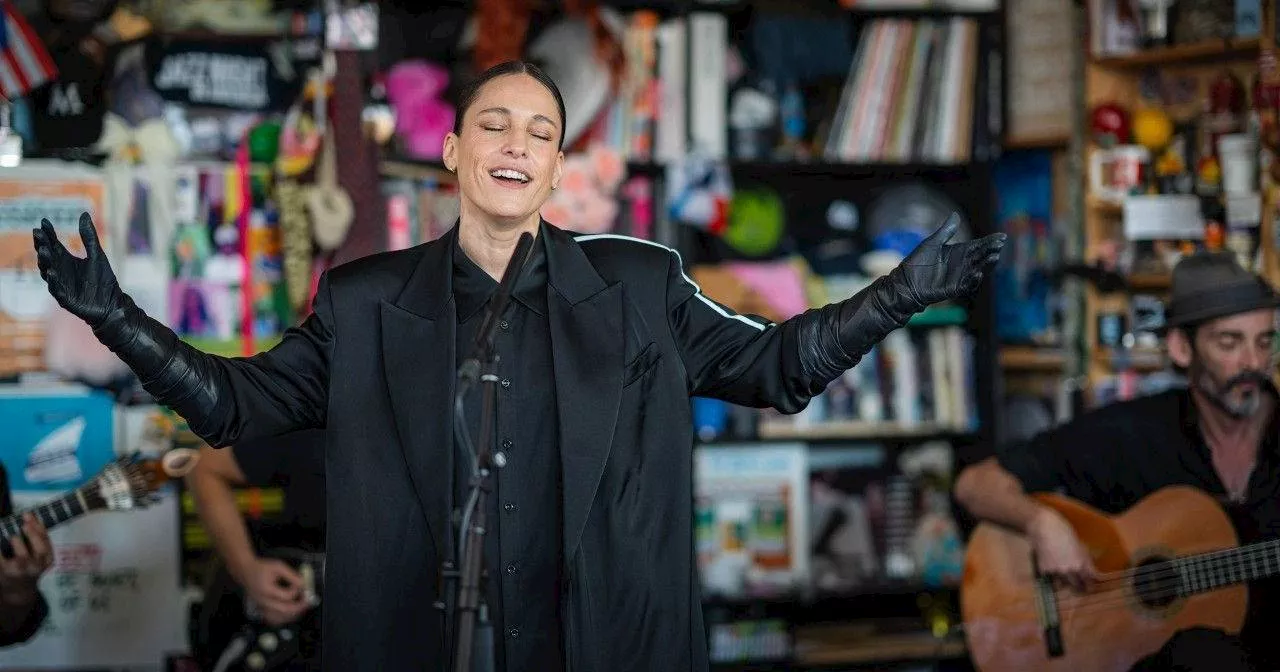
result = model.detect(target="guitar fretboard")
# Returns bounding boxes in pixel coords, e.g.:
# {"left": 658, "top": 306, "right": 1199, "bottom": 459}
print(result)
{"left": 0, "top": 490, "right": 93, "bottom": 541}
{"left": 1173, "top": 539, "right": 1280, "bottom": 597}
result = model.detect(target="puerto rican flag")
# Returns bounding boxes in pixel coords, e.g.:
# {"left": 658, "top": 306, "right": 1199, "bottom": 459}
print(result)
{"left": 0, "top": 0, "right": 56, "bottom": 100}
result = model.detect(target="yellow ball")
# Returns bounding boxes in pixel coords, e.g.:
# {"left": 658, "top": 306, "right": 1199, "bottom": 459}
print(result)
{"left": 1132, "top": 108, "right": 1173, "bottom": 150}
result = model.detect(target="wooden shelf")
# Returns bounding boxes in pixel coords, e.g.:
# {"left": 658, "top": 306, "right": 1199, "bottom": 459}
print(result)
{"left": 1093, "top": 37, "right": 1261, "bottom": 69}
{"left": 1127, "top": 273, "right": 1171, "bottom": 291}
{"left": 1003, "top": 133, "right": 1071, "bottom": 151}
{"left": 757, "top": 420, "right": 965, "bottom": 441}
{"left": 1088, "top": 197, "right": 1124, "bottom": 217}
{"left": 999, "top": 345, "right": 1065, "bottom": 371}
{"left": 1094, "top": 347, "right": 1166, "bottom": 372}
{"left": 795, "top": 627, "right": 966, "bottom": 666}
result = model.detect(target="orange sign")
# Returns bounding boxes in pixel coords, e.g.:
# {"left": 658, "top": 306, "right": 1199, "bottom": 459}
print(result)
{"left": 0, "top": 167, "right": 108, "bottom": 378}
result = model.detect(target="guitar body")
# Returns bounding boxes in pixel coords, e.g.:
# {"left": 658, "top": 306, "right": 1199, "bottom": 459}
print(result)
{"left": 961, "top": 486, "right": 1247, "bottom": 672}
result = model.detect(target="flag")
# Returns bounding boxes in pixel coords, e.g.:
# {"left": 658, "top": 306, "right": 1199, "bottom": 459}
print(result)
{"left": 0, "top": 0, "right": 57, "bottom": 99}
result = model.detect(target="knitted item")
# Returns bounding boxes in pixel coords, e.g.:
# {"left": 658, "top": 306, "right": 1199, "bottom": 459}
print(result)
{"left": 276, "top": 178, "right": 312, "bottom": 313}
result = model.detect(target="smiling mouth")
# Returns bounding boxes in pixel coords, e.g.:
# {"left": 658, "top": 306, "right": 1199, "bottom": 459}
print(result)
{"left": 489, "top": 168, "right": 531, "bottom": 186}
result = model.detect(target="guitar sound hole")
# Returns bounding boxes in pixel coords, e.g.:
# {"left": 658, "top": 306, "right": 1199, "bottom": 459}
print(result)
{"left": 1132, "top": 557, "right": 1179, "bottom": 609}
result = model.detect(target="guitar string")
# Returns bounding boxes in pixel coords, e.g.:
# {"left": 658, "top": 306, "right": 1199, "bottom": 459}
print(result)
{"left": 1062, "top": 545, "right": 1276, "bottom": 610}
{"left": 971, "top": 544, "right": 1280, "bottom": 622}
{"left": 984, "top": 546, "right": 1280, "bottom": 621}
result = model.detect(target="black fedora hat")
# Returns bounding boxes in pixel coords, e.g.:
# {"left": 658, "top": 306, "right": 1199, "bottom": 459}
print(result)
{"left": 1164, "top": 252, "right": 1280, "bottom": 329}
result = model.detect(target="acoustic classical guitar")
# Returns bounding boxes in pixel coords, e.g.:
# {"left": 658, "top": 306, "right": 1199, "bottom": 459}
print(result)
{"left": 960, "top": 485, "right": 1278, "bottom": 672}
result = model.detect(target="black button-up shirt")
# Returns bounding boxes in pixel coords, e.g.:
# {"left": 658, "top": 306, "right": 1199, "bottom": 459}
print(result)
{"left": 452, "top": 231, "right": 565, "bottom": 672}
{"left": 998, "top": 388, "right": 1280, "bottom": 668}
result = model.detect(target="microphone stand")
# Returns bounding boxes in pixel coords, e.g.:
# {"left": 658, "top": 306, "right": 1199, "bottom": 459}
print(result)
{"left": 447, "top": 231, "right": 535, "bottom": 672}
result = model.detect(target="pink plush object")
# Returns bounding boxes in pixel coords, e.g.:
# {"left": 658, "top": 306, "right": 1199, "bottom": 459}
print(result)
{"left": 540, "top": 144, "right": 628, "bottom": 234}
{"left": 386, "top": 60, "right": 455, "bottom": 160}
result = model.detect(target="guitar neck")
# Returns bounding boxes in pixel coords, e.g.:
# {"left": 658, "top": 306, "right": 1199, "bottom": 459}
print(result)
{"left": 1175, "top": 539, "right": 1280, "bottom": 597}
{"left": 0, "top": 487, "right": 101, "bottom": 542}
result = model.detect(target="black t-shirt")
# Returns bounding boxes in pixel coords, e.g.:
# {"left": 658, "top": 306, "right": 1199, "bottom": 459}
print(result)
{"left": 998, "top": 388, "right": 1280, "bottom": 668}
{"left": 230, "top": 429, "right": 326, "bottom": 554}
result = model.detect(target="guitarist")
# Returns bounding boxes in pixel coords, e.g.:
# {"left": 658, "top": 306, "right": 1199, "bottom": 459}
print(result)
{"left": 0, "top": 463, "right": 53, "bottom": 647}
{"left": 186, "top": 429, "right": 326, "bottom": 670}
{"left": 955, "top": 252, "right": 1280, "bottom": 671}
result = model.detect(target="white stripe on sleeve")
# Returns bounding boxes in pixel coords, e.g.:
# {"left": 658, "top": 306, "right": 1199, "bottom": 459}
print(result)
{"left": 574, "top": 233, "right": 772, "bottom": 331}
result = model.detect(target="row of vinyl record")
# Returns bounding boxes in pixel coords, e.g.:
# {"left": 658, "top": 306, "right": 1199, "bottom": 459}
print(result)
{"left": 823, "top": 17, "right": 992, "bottom": 165}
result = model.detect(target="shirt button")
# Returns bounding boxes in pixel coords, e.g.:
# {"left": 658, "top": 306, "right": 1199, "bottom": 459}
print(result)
{"left": 508, "top": 627, "right": 520, "bottom": 639}
{"left": 504, "top": 502, "right": 517, "bottom": 513}
{"left": 502, "top": 438, "right": 513, "bottom": 450}
{"left": 499, "top": 320, "right": 510, "bottom": 331}
{"left": 500, "top": 378, "right": 511, "bottom": 389}
{"left": 506, "top": 563, "right": 518, "bottom": 575}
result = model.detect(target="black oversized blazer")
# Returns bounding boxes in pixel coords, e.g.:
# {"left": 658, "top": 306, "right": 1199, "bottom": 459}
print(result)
{"left": 188, "top": 220, "right": 827, "bottom": 671}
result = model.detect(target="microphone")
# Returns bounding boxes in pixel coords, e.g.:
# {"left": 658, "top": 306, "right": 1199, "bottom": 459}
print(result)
{"left": 458, "top": 231, "right": 535, "bottom": 384}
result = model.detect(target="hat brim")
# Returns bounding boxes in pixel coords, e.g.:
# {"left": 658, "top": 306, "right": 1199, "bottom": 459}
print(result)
{"left": 1162, "top": 286, "right": 1280, "bottom": 331}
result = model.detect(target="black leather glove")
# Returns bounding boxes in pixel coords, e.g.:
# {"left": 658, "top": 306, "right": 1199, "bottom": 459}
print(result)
{"left": 34, "top": 213, "right": 125, "bottom": 327}
{"left": 799, "top": 212, "right": 1006, "bottom": 381}
{"left": 33, "top": 213, "right": 228, "bottom": 428}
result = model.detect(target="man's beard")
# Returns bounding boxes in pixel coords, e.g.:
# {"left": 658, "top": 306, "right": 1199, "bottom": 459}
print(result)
{"left": 1191, "top": 365, "right": 1277, "bottom": 418}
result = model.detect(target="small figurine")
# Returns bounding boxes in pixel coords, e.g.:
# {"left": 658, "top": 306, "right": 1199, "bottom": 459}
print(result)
{"left": 1091, "top": 102, "right": 1131, "bottom": 148}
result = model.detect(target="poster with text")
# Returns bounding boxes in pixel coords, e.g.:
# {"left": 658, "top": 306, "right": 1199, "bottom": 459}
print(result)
{"left": 0, "top": 492, "right": 187, "bottom": 669}
{"left": 0, "top": 163, "right": 109, "bottom": 378}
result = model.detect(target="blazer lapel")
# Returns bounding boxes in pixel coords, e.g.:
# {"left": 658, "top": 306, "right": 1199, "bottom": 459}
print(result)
{"left": 381, "top": 227, "right": 457, "bottom": 554}
{"left": 544, "top": 223, "right": 625, "bottom": 562}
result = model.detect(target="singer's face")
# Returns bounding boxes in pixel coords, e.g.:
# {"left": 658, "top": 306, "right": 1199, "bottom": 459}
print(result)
{"left": 443, "top": 74, "right": 564, "bottom": 227}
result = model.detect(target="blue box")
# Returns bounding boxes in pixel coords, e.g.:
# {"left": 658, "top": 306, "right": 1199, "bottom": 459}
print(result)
{"left": 0, "top": 385, "right": 116, "bottom": 492}
{"left": 1238, "top": 0, "right": 1262, "bottom": 38}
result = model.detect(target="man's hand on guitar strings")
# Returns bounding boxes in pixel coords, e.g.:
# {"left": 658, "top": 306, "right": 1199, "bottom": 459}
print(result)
{"left": 0, "top": 514, "right": 53, "bottom": 605}
{"left": 1028, "top": 507, "right": 1098, "bottom": 593}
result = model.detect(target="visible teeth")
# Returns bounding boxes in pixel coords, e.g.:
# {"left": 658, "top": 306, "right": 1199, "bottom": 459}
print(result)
{"left": 490, "top": 169, "right": 530, "bottom": 182}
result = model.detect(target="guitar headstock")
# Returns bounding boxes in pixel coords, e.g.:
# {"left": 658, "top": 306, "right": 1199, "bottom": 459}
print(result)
{"left": 91, "top": 448, "right": 200, "bottom": 512}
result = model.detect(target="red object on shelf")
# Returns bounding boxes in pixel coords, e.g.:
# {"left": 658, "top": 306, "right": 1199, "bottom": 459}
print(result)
{"left": 1091, "top": 103, "right": 1130, "bottom": 147}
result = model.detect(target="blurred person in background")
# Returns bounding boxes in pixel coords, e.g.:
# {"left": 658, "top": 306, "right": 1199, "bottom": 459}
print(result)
{"left": 187, "top": 429, "right": 326, "bottom": 671}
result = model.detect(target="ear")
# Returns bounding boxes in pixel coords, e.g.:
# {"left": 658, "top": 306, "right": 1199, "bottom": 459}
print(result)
{"left": 1167, "top": 327, "right": 1194, "bottom": 369}
{"left": 552, "top": 150, "right": 564, "bottom": 189}
{"left": 441, "top": 132, "right": 459, "bottom": 172}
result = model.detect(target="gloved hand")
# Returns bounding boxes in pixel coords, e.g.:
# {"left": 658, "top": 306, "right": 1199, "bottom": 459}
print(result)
{"left": 883, "top": 211, "right": 1005, "bottom": 312}
{"left": 799, "top": 212, "right": 1005, "bottom": 383}
{"left": 32, "top": 213, "right": 124, "bottom": 328}
{"left": 31, "top": 212, "right": 229, "bottom": 435}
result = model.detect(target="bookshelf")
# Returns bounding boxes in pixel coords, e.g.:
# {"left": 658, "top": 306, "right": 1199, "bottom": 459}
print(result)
{"left": 1079, "top": 2, "right": 1277, "bottom": 405}
{"left": 658, "top": 3, "right": 1003, "bottom": 671}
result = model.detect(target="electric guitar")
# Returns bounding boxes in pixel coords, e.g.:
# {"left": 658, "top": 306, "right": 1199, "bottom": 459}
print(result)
{"left": 2, "top": 450, "right": 197, "bottom": 543}
{"left": 960, "top": 485, "right": 1278, "bottom": 671}
{"left": 194, "top": 547, "right": 326, "bottom": 672}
